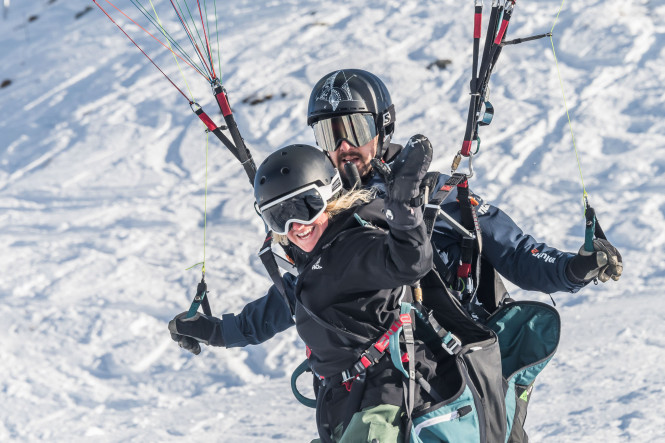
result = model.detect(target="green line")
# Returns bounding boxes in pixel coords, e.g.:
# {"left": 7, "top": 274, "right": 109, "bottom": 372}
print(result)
{"left": 549, "top": 0, "right": 588, "bottom": 209}
{"left": 551, "top": 0, "right": 565, "bottom": 34}
{"left": 186, "top": 130, "right": 210, "bottom": 273}
{"left": 203, "top": 129, "right": 209, "bottom": 274}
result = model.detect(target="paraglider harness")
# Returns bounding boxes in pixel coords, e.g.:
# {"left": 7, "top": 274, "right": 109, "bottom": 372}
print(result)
{"left": 288, "top": 167, "right": 561, "bottom": 443}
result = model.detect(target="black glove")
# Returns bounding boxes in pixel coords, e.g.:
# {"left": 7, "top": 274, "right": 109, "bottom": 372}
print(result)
{"left": 372, "top": 134, "right": 433, "bottom": 203}
{"left": 371, "top": 134, "right": 433, "bottom": 228}
{"left": 168, "top": 312, "right": 225, "bottom": 354}
{"left": 566, "top": 239, "right": 623, "bottom": 283}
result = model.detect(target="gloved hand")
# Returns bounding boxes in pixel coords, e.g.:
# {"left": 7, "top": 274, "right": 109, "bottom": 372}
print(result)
{"left": 566, "top": 239, "right": 623, "bottom": 283}
{"left": 168, "top": 312, "right": 225, "bottom": 355}
{"left": 371, "top": 135, "right": 433, "bottom": 229}
{"left": 372, "top": 134, "right": 433, "bottom": 204}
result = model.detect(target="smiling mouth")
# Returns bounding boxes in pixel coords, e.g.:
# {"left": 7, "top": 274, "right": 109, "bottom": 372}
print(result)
{"left": 296, "top": 226, "right": 314, "bottom": 239}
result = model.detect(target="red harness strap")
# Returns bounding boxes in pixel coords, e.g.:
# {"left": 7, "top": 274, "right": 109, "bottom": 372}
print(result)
{"left": 306, "top": 315, "right": 409, "bottom": 392}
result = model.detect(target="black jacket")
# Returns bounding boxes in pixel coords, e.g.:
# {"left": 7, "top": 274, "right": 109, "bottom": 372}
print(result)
{"left": 291, "top": 198, "right": 432, "bottom": 378}
{"left": 285, "top": 198, "right": 433, "bottom": 436}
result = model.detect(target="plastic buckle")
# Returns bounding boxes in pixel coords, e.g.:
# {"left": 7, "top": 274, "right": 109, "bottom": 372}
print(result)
{"left": 360, "top": 355, "right": 372, "bottom": 368}
{"left": 341, "top": 370, "right": 354, "bottom": 383}
{"left": 442, "top": 332, "right": 462, "bottom": 355}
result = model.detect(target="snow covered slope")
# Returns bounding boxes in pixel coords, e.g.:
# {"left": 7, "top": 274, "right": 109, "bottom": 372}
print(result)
{"left": 1, "top": 0, "right": 664, "bottom": 441}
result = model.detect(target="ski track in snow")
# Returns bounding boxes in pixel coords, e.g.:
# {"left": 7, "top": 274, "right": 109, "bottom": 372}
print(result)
{"left": 1, "top": 0, "right": 664, "bottom": 441}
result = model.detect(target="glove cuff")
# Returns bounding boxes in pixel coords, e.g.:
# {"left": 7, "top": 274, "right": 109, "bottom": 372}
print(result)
{"left": 565, "top": 259, "right": 588, "bottom": 284}
{"left": 170, "top": 312, "right": 226, "bottom": 347}
{"left": 565, "top": 253, "right": 600, "bottom": 283}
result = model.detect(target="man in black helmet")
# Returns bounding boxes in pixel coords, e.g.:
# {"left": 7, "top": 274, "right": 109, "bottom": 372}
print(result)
{"left": 307, "top": 69, "right": 398, "bottom": 187}
{"left": 306, "top": 68, "right": 622, "bottom": 306}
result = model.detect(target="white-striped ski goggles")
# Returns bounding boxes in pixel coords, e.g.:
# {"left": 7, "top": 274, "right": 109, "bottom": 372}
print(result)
{"left": 258, "top": 171, "right": 342, "bottom": 235}
{"left": 312, "top": 113, "right": 377, "bottom": 152}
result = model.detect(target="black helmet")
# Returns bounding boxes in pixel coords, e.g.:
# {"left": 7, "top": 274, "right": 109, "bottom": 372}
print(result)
{"left": 307, "top": 69, "right": 395, "bottom": 159}
{"left": 254, "top": 145, "right": 343, "bottom": 234}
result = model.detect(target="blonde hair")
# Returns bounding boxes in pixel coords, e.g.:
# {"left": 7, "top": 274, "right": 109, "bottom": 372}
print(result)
{"left": 274, "top": 188, "right": 376, "bottom": 245}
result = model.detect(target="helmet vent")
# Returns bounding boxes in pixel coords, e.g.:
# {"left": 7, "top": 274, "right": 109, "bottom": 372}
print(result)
{"left": 259, "top": 176, "right": 266, "bottom": 185}
{"left": 280, "top": 167, "right": 290, "bottom": 175}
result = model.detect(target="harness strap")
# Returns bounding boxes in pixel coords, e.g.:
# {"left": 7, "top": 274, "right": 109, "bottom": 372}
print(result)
{"left": 424, "top": 173, "right": 484, "bottom": 301}
{"left": 423, "top": 173, "right": 468, "bottom": 238}
{"left": 456, "top": 180, "right": 484, "bottom": 314}
{"left": 291, "top": 359, "right": 317, "bottom": 408}
{"left": 341, "top": 372, "right": 367, "bottom": 432}
{"left": 457, "top": 180, "right": 476, "bottom": 276}
{"left": 257, "top": 232, "right": 295, "bottom": 317}
{"left": 340, "top": 314, "right": 408, "bottom": 383}
{"left": 401, "top": 306, "right": 416, "bottom": 436}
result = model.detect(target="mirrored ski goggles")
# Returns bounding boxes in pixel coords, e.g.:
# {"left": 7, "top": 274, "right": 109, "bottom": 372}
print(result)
{"left": 312, "top": 113, "right": 377, "bottom": 152}
{"left": 258, "top": 174, "right": 341, "bottom": 235}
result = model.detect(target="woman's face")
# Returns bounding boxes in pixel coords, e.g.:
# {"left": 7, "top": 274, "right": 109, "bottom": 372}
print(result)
{"left": 286, "top": 212, "right": 329, "bottom": 252}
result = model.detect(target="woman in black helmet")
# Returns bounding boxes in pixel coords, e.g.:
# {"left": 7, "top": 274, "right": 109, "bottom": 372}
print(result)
{"left": 170, "top": 139, "right": 434, "bottom": 442}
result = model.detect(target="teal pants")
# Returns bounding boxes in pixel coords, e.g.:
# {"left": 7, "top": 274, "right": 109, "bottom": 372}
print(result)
{"left": 311, "top": 404, "right": 404, "bottom": 443}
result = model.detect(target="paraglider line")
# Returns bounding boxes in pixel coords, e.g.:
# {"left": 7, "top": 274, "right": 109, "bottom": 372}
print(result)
{"left": 130, "top": 0, "right": 208, "bottom": 80}
{"left": 549, "top": 0, "right": 588, "bottom": 207}
{"left": 93, "top": 0, "right": 192, "bottom": 102}
{"left": 196, "top": 0, "right": 216, "bottom": 80}
{"left": 170, "top": 0, "right": 213, "bottom": 79}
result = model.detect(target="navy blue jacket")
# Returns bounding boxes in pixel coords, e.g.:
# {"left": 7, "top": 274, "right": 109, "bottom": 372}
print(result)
{"left": 220, "top": 148, "right": 586, "bottom": 348}
{"left": 427, "top": 173, "right": 582, "bottom": 294}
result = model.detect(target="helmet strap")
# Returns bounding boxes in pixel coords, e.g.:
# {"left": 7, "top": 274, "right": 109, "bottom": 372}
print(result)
{"left": 376, "top": 104, "right": 396, "bottom": 160}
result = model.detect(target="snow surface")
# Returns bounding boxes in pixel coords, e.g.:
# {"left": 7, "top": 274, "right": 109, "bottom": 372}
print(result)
{"left": 1, "top": 0, "right": 664, "bottom": 441}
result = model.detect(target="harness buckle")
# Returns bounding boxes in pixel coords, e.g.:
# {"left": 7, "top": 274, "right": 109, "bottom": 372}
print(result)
{"left": 441, "top": 332, "right": 462, "bottom": 355}
{"left": 341, "top": 369, "right": 354, "bottom": 383}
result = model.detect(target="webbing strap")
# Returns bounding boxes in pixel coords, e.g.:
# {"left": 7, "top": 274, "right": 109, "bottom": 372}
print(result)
{"left": 192, "top": 105, "right": 240, "bottom": 161}
{"left": 213, "top": 85, "right": 257, "bottom": 185}
{"left": 584, "top": 202, "right": 607, "bottom": 252}
{"left": 341, "top": 311, "right": 408, "bottom": 383}
{"left": 457, "top": 183, "right": 476, "bottom": 278}
{"left": 341, "top": 372, "right": 367, "bottom": 433}
{"left": 456, "top": 181, "right": 483, "bottom": 307}
{"left": 258, "top": 233, "right": 295, "bottom": 317}
{"left": 389, "top": 302, "right": 412, "bottom": 379}
{"left": 462, "top": 1, "right": 516, "bottom": 156}
{"left": 291, "top": 359, "right": 317, "bottom": 409}
{"left": 186, "top": 278, "right": 211, "bottom": 318}
{"left": 423, "top": 173, "right": 468, "bottom": 238}
{"left": 400, "top": 303, "right": 416, "bottom": 441}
